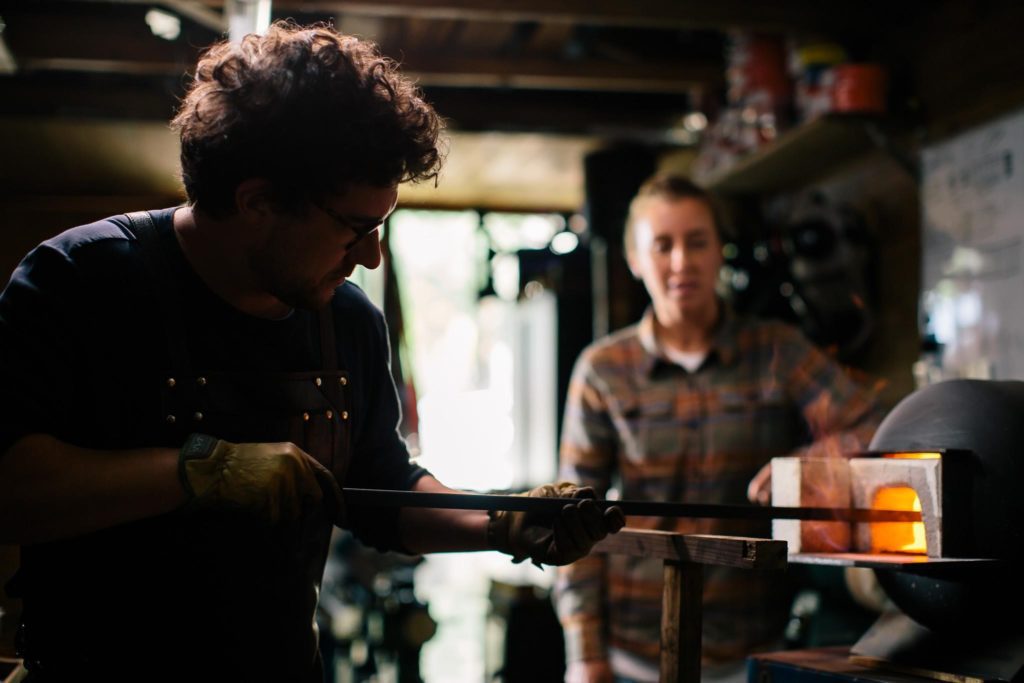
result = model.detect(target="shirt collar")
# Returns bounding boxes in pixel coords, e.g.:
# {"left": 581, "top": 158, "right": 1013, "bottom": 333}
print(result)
{"left": 636, "top": 299, "right": 741, "bottom": 376}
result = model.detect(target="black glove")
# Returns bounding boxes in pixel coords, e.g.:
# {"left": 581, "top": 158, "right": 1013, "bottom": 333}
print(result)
{"left": 487, "top": 482, "right": 625, "bottom": 566}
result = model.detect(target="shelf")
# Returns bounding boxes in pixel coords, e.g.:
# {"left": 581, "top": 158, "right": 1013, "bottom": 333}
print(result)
{"left": 700, "top": 114, "right": 887, "bottom": 195}
{"left": 789, "top": 552, "right": 1003, "bottom": 577}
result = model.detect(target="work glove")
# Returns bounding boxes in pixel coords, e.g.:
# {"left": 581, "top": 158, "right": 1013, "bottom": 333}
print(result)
{"left": 487, "top": 482, "right": 626, "bottom": 566}
{"left": 178, "top": 433, "right": 345, "bottom": 525}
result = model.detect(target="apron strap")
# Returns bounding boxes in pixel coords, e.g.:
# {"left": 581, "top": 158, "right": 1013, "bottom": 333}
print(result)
{"left": 317, "top": 302, "right": 353, "bottom": 481}
{"left": 318, "top": 305, "right": 338, "bottom": 373}
{"left": 122, "top": 210, "right": 195, "bottom": 384}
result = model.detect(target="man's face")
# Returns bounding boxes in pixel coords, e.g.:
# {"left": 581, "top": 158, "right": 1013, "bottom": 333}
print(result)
{"left": 250, "top": 182, "right": 398, "bottom": 311}
{"left": 627, "top": 196, "right": 723, "bottom": 323}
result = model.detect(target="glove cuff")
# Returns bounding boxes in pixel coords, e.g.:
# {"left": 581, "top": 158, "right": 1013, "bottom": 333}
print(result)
{"left": 179, "top": 433, "right": 219, "bottom": 497}
{"left": 487, "top": 509, "right": 530, "bottom": 563}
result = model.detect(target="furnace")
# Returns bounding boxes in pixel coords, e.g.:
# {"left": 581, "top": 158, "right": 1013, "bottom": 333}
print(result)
{"left": 771, "top": 449, "right": 972, "bottom": 559}
{"left": 766, "top": 379, "right": 1024, "bottom": 683}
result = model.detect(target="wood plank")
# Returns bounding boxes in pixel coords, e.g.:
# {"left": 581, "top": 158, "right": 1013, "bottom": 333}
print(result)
{"left": 269, "top": 0, "right": 886, "bottom": 33}
{"left": 660, "top": 561, "right": 703, "bottom": 683}
{"left": 397, "top": 54, "right": 719, "bottom": 93}
{"left": 788, "top": 552, "right": 1002, "bottom": 570}
{"left": 593, "top": 529, "right": 787, "bottom": 570}
{"left": 751, "top": 647, "right": 944, "bottom": 683}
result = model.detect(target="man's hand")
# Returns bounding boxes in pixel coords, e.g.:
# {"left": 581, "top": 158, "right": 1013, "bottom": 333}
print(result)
{"left": 747, "top": 462, "right": 772, "bottom": 505}
{"left": 487, "top": 482, "right": 625, "bottom": 566}
{"left": 179, "top": 434, "right": 344, "bottom": 524}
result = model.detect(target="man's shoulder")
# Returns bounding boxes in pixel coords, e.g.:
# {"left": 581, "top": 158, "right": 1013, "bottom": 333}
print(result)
{"left": 329, "top": 281, "right": 387, "bottom": 341}
{"left": 42, "top": 208, "right": 174, "bottom": 263}
{"left": 331, "top": 281, "right": 380, "bottom": 317}
{"left": 34, "top": 209, "right": 180, "bottom": 278}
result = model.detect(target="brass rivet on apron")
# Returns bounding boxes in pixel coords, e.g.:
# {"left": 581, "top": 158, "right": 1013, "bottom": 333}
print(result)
{"left": 302, "top": 412, "right": 310, "bottom": 421}
{"left": 339, "top": 377, "right": 348, "bottom": 386}
{"left": 315, "top": 377, "right": 323, "bottom": 387}
{"left": 196, "top": 377, "right": 207, "bottom": 387}
{"left": 166, "top": 378, "right": 176, "bottom": 388}
{"left": 193, "top": 412, "right": 204, "bottom": 421}
{"left": 341, "top": 410, "right": 349, "bottom": 420}
{"left": 166, "top": 414, "right": 176, "bottom": 424}
{"left": 326, "top": 410, "right": 334, "bottom": 419}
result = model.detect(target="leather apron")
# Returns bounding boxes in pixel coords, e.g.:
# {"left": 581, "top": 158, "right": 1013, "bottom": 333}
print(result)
{"left": 18, "top": 211, "right": 354, "bottom": 682}
{"left": 133, "top": 210, "right": 354, "bottom": 681}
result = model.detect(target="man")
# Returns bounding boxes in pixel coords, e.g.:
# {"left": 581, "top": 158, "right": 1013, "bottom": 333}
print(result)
{"left": 0, "top": 22, "right": 623, "bottom": 682}
{"left": 555, "top": 174, "right": 883, "bottom": 683}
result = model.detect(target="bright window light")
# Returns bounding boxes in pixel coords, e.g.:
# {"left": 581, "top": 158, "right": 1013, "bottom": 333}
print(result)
{"left": 550, "top": 230, "right": 579, "bottom": 255}
{"left": 145, "top": 9, "right": 181, "bottom": 41}
{"left": 683, "top": 111, "right": 708, "bottom": 132}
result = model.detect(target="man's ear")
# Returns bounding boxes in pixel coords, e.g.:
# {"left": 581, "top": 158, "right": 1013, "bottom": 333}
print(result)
{"left": 234, "top": 179, "right": 276, "bottom": 221}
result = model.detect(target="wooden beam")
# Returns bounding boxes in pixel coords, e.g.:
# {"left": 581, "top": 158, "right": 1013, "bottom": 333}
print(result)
{"left": 161, "top": 0, "right": 228, "bottom": 33}
{"left": 19, "top": 57, "right": 186, "bottom": 77}
{"left": 4, "top": 7, "right": 213, "bottom": 66}
{"left": 265, "top": 0, "right": 881, "bottom": 33}
{"left": 593, "top": 530, "right": 787, "bottom": 570}
{"left": 14, "top": 50, "right": 710, "bottom": 95}
{"left": 402, "top": 54, "right": 719, "bottom": 93}
{"left": 7, "top": 7, "right": 718, "bottom": 93}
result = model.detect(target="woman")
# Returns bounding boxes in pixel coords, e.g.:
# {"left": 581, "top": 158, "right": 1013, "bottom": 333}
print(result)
{"left": 554, "top": 174, "right": 883, "bottom": 683}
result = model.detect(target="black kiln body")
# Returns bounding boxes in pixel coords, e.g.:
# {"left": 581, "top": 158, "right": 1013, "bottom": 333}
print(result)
{"left": 867, "top": 379, "right": 1024, "bottom": 632}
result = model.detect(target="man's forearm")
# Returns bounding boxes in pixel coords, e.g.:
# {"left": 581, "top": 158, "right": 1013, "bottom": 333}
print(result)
{"left": 0, "top": 433, "right": 184, "bottom": 544}
{"left": 396, "top": 475, "right": 491, "bottom": 554}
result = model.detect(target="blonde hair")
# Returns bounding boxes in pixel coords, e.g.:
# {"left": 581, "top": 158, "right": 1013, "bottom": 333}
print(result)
{"left": 623, "top": 174, "right": 726, "bottom": 257}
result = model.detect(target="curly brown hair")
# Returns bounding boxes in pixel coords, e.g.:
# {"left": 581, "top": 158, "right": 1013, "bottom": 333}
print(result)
{"left": 171, "top": 21, "right": 445, "bottom": 217}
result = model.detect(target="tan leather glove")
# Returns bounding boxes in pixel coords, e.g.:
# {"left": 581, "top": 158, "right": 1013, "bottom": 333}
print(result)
{"left": 487, "top": 482, "right": 626, "bottom": 566}
{"left": 178, "top": 433, "right": 344, "bottom": 525}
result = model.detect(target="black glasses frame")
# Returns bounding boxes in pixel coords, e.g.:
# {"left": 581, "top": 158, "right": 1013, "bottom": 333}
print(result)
{"left": 313, "top": 201, "right": 384, "bottom": 251}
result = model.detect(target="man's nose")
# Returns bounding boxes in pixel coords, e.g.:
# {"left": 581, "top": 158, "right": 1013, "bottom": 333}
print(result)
{"left": 353, "top": 233, "right": 383, "bottom": 270}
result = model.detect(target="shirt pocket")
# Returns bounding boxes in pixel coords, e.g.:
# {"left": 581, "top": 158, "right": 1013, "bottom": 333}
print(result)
{"left": 714, "top": 387, "right": 799, "bottom": 467}
{"left": 615, "top": 391, "right": 687, "bottom": 465}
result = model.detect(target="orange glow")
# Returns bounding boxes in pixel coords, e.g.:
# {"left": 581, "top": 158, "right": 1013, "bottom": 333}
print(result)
{"left": 870, "top": 486, "right": 926, "bottom": 554}
{"left": 882, "top": 452, "right": 940, "bottom": 459}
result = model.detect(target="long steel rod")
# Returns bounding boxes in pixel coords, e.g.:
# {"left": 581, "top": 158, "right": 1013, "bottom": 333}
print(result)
{"left": 343, "top": 488, "right": 922, "bottom": 523}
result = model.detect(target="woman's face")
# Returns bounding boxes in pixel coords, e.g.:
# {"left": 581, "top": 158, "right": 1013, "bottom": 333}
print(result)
{"left": 627, "top": 196, "right": 723, "bottom": 325}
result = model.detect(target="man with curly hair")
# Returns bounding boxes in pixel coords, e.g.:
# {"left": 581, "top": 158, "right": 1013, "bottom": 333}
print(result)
{"left": 0, "top": 22, "right": 623, "bottom": 682}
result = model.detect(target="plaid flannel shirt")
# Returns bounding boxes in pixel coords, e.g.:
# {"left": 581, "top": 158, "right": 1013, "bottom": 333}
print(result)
{"left": 554, "top": 304, "right": 883, "bottom": 673}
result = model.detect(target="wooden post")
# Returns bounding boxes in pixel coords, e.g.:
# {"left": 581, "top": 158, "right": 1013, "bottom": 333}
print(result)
{"left": 660, "top": 560, "right": 703, "bottom": 683}
{"left": 594, "top": 530, "right": 787, "bottom": 683}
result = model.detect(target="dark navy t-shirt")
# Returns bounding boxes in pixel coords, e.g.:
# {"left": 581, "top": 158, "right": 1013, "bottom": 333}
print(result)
{"left": 0, "top": 208, "right": 427, "bottom": 674}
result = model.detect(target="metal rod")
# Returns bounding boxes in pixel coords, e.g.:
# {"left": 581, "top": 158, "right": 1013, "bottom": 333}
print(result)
{"left": 343, "top": 488, "right": 923, "bottom": 523}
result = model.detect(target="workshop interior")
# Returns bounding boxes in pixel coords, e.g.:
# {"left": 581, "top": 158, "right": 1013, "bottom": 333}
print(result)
{"left": 2, "top": 1, "right": 1024, "bottom": 681}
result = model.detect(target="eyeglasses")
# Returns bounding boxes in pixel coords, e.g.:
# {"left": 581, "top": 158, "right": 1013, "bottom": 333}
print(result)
{"left": 313, "top": 201, "right": 386, "bottom": 251}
